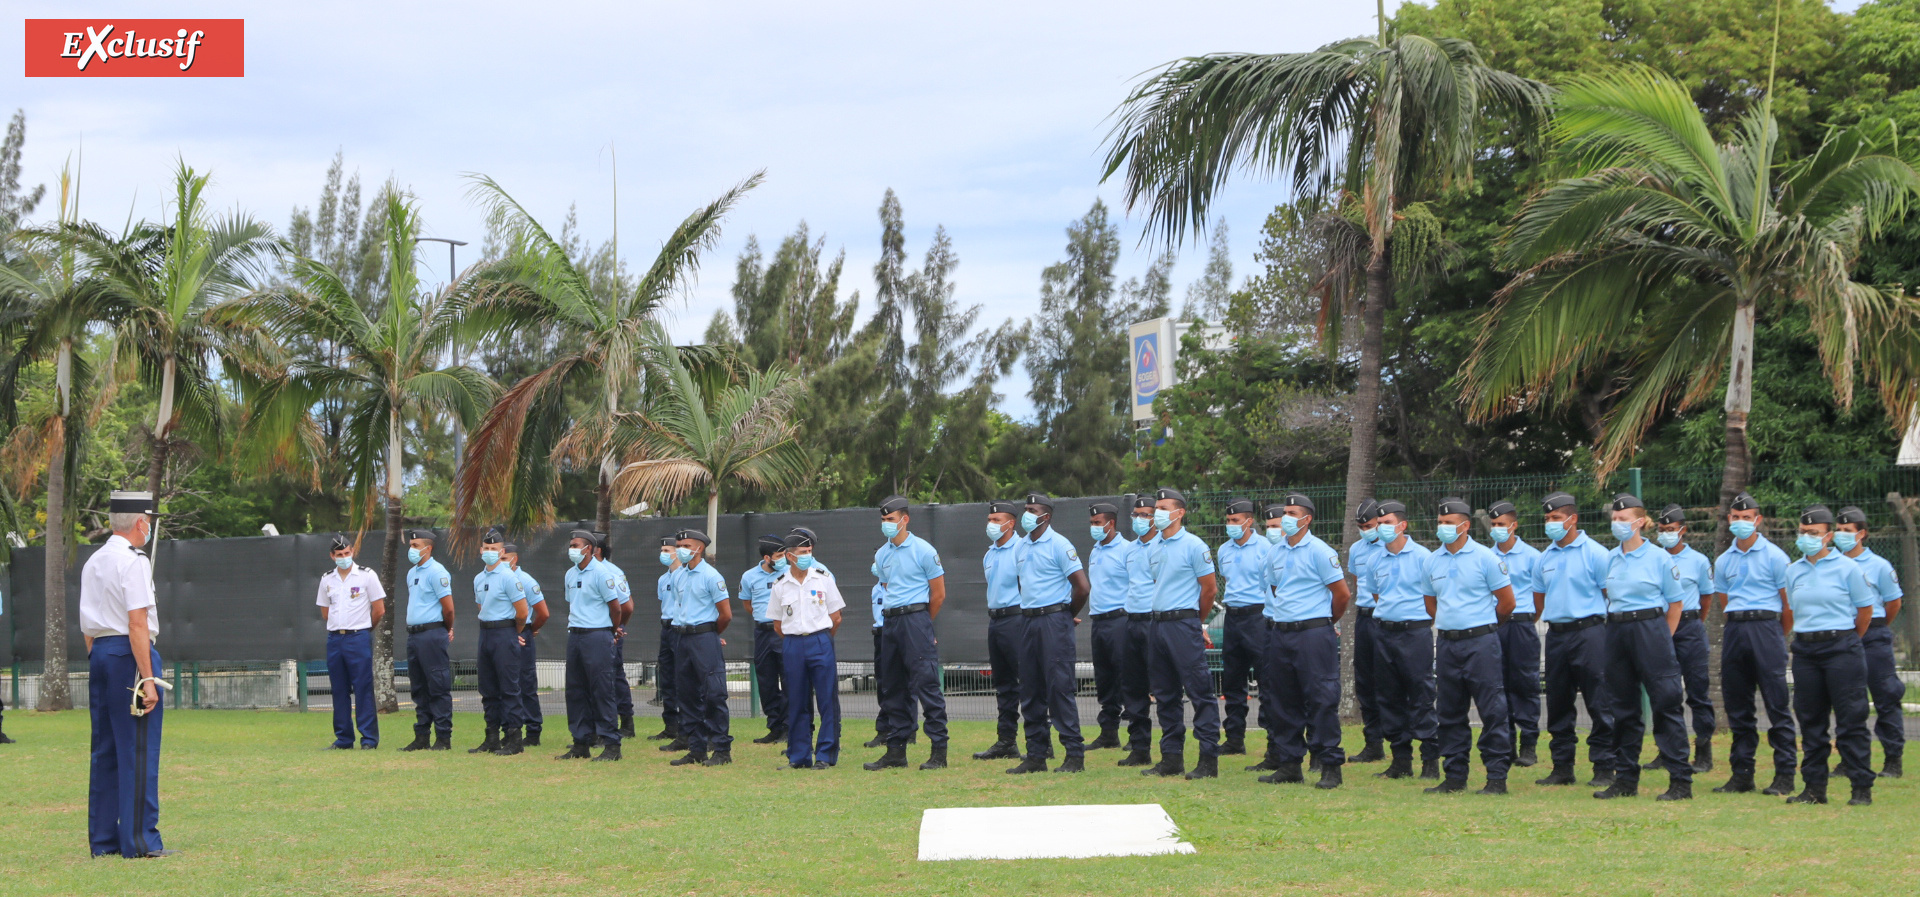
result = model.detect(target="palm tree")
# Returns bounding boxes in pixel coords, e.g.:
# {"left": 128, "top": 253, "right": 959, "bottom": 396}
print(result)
{"left": 1460, "top": 67, "right": 1920, "bottom": 522}
{"left": 245, "top": 187, "right": 493, "bottom": 710}
{"left": 452, "top": 172, "right": 761, "bottom": 537}
{"left": 610, "top": 339, "right": 808, "bottom": 547}
{"left": 1101, "top": 5, "right": 1548, "bottom": 543}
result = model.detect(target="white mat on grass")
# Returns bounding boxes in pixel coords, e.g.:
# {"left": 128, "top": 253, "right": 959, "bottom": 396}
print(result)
{"left": 917, "top": 804, "right": 1195, "bottom": 861}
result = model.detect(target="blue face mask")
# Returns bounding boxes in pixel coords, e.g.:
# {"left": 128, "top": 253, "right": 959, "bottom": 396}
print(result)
{"left": 1132, "top": 516, "right": 1152, "bottom": 536}
{"left": 569, "top": 548, "right": 585, "bottom": 565}
{"left": 1153, "top": 509, "right": 1173, "bottom": 531}
{"left": 1611, "top": 520, "right": 1637, "bottom": 543}
{"left": 881, "top": 520, "right": 900, "bottom": 539}
{"left": 796, "top": 554, "right": 815, "bottom": 569}
{"left": 480, "top": 550, "right": 500, "bottom": 566}
{"left": 773, "top": 557, "right": 789, "bottom": 574}
{"left": 1370, "top": 524, "right": 1394, "bottom": 544}
{"left": 658, "top": 550, "right": 672, "bottom": 567}
{"left": 1489, "top": 526, "right": 1509, "bottom": 544}
{"left": 986, "top": 522, "right": 1004, "bottom": 541}
{"left": 1729, "top": 519, "right": 1757, "bottom": 540}
{"left": 1280, "top": 516, "right": 1302, "bottom": 537}
{"left": 1361, "top": 526, "right": 1380, "bottom": 543}
{"left": 1795, "top": 533, "right": 1825, "bottom": 556}
{"left": 333, "top": 556, "right": 353, "bottom": 571}
{"left": 676, "top": 547, "right": 695, "bottom": 564}
{"left": 1020, "top": 511, "right": 1042, "bottom": 533}
{"left": 1265, "top": 527, "right": 1285, "bottom": 544}
{"left": 1090, "top": 524, "right": 1110, "bottom": 542}
{"left": 1225, "top": 523, "right": 1244, "bottom": 541}
{"left": 1657, "top": 531, "right": 1681, "bottom": 549}
{"left": 1544, "top": 520, "right": 1568, "bottom": 542}
{"left": 407, "top": 547, "right": 423, "bottom": 565}
{"left": 1834, "top": 531, "right": 1858, "bottom": 552}
{"left": 1437, "top": 523, "right": 1459, "bottom": 544}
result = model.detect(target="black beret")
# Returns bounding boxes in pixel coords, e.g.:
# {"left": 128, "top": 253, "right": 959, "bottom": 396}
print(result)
{"left": 1089, "top": 502, "right": 1119, "bottom": 518}
{"left": 407, "top": 528, "right": 437, "bottom": 543}
{"left": 1375, "top": 500, "right": 1408, "bottom": 517}
{"left": 1487, "top": 501, "right": 1517, "bottom": 518}
{"left": 1542, "top": 492, "right": 1577, "bottom": 513}
{"left": 1436, "top": 497, "right": 1472, "bottom": 517}
{"left": 1262, "top": 504, "right": 1288, "bottom": 520}
{"left": 1611, "top": 493, "right": 1644, "bottom": 512}
{"left": 328, "top": 533, "right": 351, "bottom": 552}
{"left": 569, "top": 529, "right": 595, "bottom": 544}
{"left": 879, "top": 495, "right": 911, "bottom": 515}
{"left": 1131, "top": 495, "right": 1156, "bottom": 510}
{"left": 1729, "top": 492, "right": 1760, "bottom": 512}
{"left": 787, "top": 526, "right": 820, "bottom": 545}
{"left": 1024, "top": 492, "right": 1054, "bottom": 511}
{"left": 757, "top": 534, "right": 786, "bottom": 556}
{"left": 1658, "top": 504, "right": 1687, "bottom": 525}
{"left": 676, "top": 528, "right": 711, "bottom": 546}
{"left": 1284, "top": 493, "right": 1316, "bottom": 514}
{"left": 1801, "top": 505, "right": 1835, "bottom": 525}
{"left": 1225, "top": 499, "right": 1256, "bottom": 516}
{"left": 988, "top": 500, "right": 1022, "bottom": 516}
{"left": 481, "top": 527, "right": 506, "bottom": 544}
{"left": 502, "top": 543, "right": 519, "bottom": 555}
{"left": 1154, "top": 487, "right": 1187, "bottom": 505}
{"left": 659, "top": 536, "right": 677, "bottom": 547}
{"left": 1354, "top": 499, "right": 1380, "bottom": 523}
{"left": 784, "top": 530, "right": 815, "bottom": 549}
{"left": 1837, "top": 506, "right": 1869, "bottom": 526}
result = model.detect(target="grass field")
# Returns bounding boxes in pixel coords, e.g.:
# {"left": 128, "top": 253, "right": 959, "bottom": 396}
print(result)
{"left": 0, "top": 710, "right": 1912, "bottom": 896}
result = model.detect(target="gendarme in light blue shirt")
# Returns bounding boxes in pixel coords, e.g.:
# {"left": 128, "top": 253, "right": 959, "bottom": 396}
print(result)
{"left": 405, "top": 557, "right": 454, "bottom": 626}
{"left": 1784, "top": 548, "right": 1873, "bottom": 633}
{"left": 1216, "top": 533, "right": 1274, "bottom": 609}
{"left": 1348, "top": 538, "right": 1383, "bottom": 608}
{"left": 1125, "top": 532, "right": 1159, "bottom": 615}
{"left": 602, "top": 561, "right": 632, "bottom": 605}
{"left": 1421, "top": 538, "right": 1511, "bottom": 631}
{"left": 1849, "top": 546, "right": 1904, "bottom": 618}
{"left": 514, "top": 567, "right": 545, "bottom": 612}
{"left": 1493, "top": 537, "right": 1541, "bottom": 603}
{"left": 1018, "top": 526, "right": 1083, "bottom": 609}
{"left": 874, "top": 533, "right": 945, "bottom": 609}
{"left": 984, "top": 536, "right": 1022, "bottom": 610}
{"left": 1714, "top": 536, "right": 1790, "bottom": 614}
{"left": 1262, "top": 530, "right": 1342, "bottom": 623}
{"left": 671, "top": 560, "right": 729, "bottom": 626}
{"left": 655, "top": 568, "right": 678, "bottom": 621}
{"left": 1087, "top": 534, "right": 1134, "bottom": 615}
{"left": 1370, "top": 537, "right": 1433, "bottom": 623}
{"left": 740, "top": 563, "right": 782, "bottom": 623}
{"left": 473, "top": 563, "right": 528, "bottom": 622}
{"left": 1668, "top": 545, "right": 1713, "bottom": 613}
{"left": 563, "top": 558, "right": 618, "bottom": 629}
{"left": 1604, "top": 539, "right": 1687, "bottom": 614}
{"left": 1535, "top": 532, "right": 1610, "bottom": 623}
{"left": 870, "top": 562, "right": 885, "bottom": 629}
{"left": 1150, "top": 529, "right": 1213, "bottom": 612}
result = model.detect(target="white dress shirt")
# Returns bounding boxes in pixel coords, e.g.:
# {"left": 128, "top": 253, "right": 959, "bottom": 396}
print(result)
{"left": 79, "top": 534, "right": 158, "bottom": 640}
{"left": 770, "top": 568, "right": 846, "bottom": 636}
{"left": 317, "top": 564, "right": 387, "bottom": 631}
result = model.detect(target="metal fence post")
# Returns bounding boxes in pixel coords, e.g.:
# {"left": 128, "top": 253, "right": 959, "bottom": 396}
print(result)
{"left": 172, "top": 660, "right": 182, "bottom": 710}
{"left": 1629, "top": 467, "right": 1643, "bottom": 499}
{"left": 748, "top": 662, "right": 761, "bottom": 719}
{"left": 298, "top": 662, "right": 308, "bottom": 712}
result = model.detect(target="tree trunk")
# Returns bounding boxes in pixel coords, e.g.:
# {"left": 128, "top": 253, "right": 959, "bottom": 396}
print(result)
{"left": 596, "top": 454, "right": 614, "bottom": 540}
{"left": 38, "top": 423, "right": 71, "bottom": 711}
{"left": 147, "top": 356, "right": 177, "bottom": 541}
{"left": 706, "top": 489, "right": 721, "bottom": 551}
{"left": 1704, "top": 296, "right": 1758, "bottom": 732}
{"left": 1885, "top": 493, "right": 1920, "bottom": 659}
{"left": 373, "top": 408, "right": 405, "bottom": 713}
{"left": 1336, "top": 251, "right": 1392, "bottom": 723}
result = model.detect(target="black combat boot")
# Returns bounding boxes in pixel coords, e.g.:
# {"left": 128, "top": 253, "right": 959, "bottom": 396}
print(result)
{"left": 972, "top": 740, "right": 1020, "bottom": 761}
{"left": 430, "top": 730, "right": 451, "bottom": 751}
{"left": 703, "top": 749, "right": 732, "bottom": 767}
{"left": 1593, "top": 777, "right": 1637, "bottom": 799}
{"left": 493, "top": 729, "right": 525, "bottom": 756}
{"left": 1713, "top": 768, "right": 1755, "bottom": 793}
{"left": 0, "top": 729, "right": 14, "bottom": 745}
{"left": 1309, "top": 754, "right": 1323, "bottom": 773}
{"left": 1054, "top": 754, "right": 1085, "bottom": 773}
{"left": 618, "top": 714, "right": 636, "bottom": 738}
{"left": 1761, "top": 771, "right": 1796, "bottom": 796}
{"left": 1087, "top": 727, "right": 1121, "bottom": 750}
{"left": 1244, "top": 745, "right": 1280, "bottom": 772}
{"left": 1691, "top": 737, "right": 1713, "bottom": 773}
{"left": 1314, "top": 762, "right": 1343, "bottom": 790}
{"left": 1785, "top": 782, "right": 1827, "bottom": 804}
{"left": 864, "top": 733, "right": 887, "bottom": 748}
{"left": 1143, "top": 753, "right": 1184, "bottom": 777}
{"left": 1513, "top": 734, "right": 1538, "bottom": 768}
{"left": 752, "top": 728, "right": 786, "bottom": 745}
{"left": 1535, "top": 765, "right": 1577, "bottom": 786}
{"left": 1879, "top": 755, "right": 1903, "bottom": 779}
{"left": 1849, "top": 781, "right": 1873, "bottom": 806}
{"left": 554, "top": 741, "right": 592, "bottom": 760}
{"left": 1419, "top": 757, "right": 1442, "bottom": 780}
{"left": 1005, "top": 754, "right": 1049, "bottom": 774}
{"left": 1219, "top": 735, "right": 1246, "bottom": 756}
{"left": 469, "top": 727, "right": 501, "bottom": 754}
{"left": 1424, "top": 777, "right": 1468, "bottom": 794}
{"left": 1259, "top": 761, "right": 1304, "bottom": 784}
{"left": 1656, "top": 780, "right": 1691, "bottom": 801}
{"left": 1476, "top": 777, "right": 1507, "bottom": 795}
{"left": 1183, "top": 755, "right": 1218, "bottom": 779}
{"left": 1587, "top": 767, "right": 1615, "bottom": 788}
{"left": 1641, "top": 757, "right": 1663, "bottom": 771}
{"left": 670, "top": 748, "right": 708, "bottom": 766}
{"left": 1376, "top": 749, "right": 1414, "bottom": 779}
{"left": 1351, "top": 740, "right": 1385, "bottom": 763}
{"left": 658, "top": 737, "right": 688, "bottom": 752}
{"left": 400, "top": 726, "right": 430, "bottom": 752}
{"left": 592, "top": 742, "right": 621, "bottom": 762}
{"left": 863, "top": 744, "right": 908, "bottom": 771}
{"left": 1117, "top": 748, "right": 1153, "bottom": 767}
{"left": 921, "top": 745, "right": 949, "bottom": 770}
{"left": 647, "top": 722, "right": 677, "bottom": 741}
{"left": 524, "top": 729, "right": 541, "bottom": 747}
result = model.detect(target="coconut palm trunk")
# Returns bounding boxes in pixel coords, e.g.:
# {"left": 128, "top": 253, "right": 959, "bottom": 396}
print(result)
{"left": 145, "top": 356, "right": 178, "bottom": 528}
{"left": 374, "top": 408, "right": 405, "bottom": 713}
{"left": 38, "top": 418, "right": 71, "bottom": 711}
{"left": 1715, "top": 297, "right": 1759, "bottom": 550}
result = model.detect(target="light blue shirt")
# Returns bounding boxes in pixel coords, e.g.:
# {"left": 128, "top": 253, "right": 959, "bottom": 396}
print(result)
{"left": 1018, "top": 527, "right": 1083, "bottom": 609}
{"left": 1216, "top": 534, "right": 1274, "bottom": 609}
{"left": 1668, "top": 545, "right": 1713, "bottom": 613}
{"left": 1535, "top": 532, "right": 1611, "bottom": 623}
{"left": 563, "top": 558, "right": 618, "bottom": 629}
{"left": 655, "top": 568, "right": 678, "bottom": 621}
{"left": 1125, "top": 533, "right": 1159, "bottom": 615}
{"left": 984, "top": 537, "right": 1022, "bottom": 610}
{"left": 1087, "top": 535, "right": 1133, "bottom": 615}
{"left": 1784, "top": 550, "right": 1873, "bottom": 633}
{"left": 514, "top": 568, "right": 545, "bottom": 611}
{"left": 1150, "top": 529, "right": 1213, "bottom": 613}
{"left": 1604, "top": 540, "right": 1687, "bottom": 614}
{"left": 874, "top": 534, "right": 945, "bottom": 609}
{"left": 1421, "top": 538, "right": 1511, "bottom": 630}
{"left": 1262, "top": 531, "right": 1342, "bottom": 623}
{"left": 1370, "top": 537, "right": 1433, "bottom": 623}
{"left": 1850, "top": 546, "right": 1903, "bottom": 619}
{"left": 1348, "top": 538, "right": 1383, "bottom": 608}
{"left": 870, "top": 563, "right": 885, "bottom": 629}
{"left": 404, "top": 557, "right": 454, "bottom": 626}
{"left": 601, "top": 561, "right": 632, "bottom": 607}
{"left": 740, "top": 563, "right": 782, "bottom": 624}
{"left": 1493, "top": 538, "right": 1541, "bottom": 605}
{"left": 671, "top": 560, "right": 729, "bottom": 626}
{"left": 1714, "top": 537, "right": 1791, "bottom": 614}
{"left": 473, "top": 563, "right": 528, "bottom": 622}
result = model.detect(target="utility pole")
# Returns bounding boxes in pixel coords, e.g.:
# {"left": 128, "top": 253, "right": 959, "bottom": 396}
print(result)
{"left": 414, "top": 237, "right": 469, "bottom": 469}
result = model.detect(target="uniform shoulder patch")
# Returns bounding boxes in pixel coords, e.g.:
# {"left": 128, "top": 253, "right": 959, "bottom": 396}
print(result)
{"left": 1672, "top": 566, "right": 1681, "bottom": 580}
{"left": 439, "top": 576, "right": 450, "bottom": 588}
{"left": 1498, "top": 561, "right": 1508, "bottom": 575}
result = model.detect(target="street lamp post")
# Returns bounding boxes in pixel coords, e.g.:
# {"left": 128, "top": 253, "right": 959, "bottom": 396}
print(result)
{"left": 414, "top": 237, "right": 469, "bottom": 473}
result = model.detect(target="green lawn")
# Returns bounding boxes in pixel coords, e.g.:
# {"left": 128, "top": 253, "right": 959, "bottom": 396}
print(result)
{"left": 0, "top": 710, "right": 1910, "bottom": 896}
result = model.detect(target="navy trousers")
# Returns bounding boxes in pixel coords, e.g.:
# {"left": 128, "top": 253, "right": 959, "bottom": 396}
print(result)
{"left": 879, "top": 611, "right": 947, "bottom": 748}
{"left": 1373, "top": 624, "right": 1439, "bottom": 760}
{"left": 1267, "top": 625, "right": 1345, "bottom": 766}
{"left": 1019, "top": 610, "right": 1083, "bottom": 759}
{"left": 1604, "top": 617, "right": 1690, "bottom": 785}
{"left": 1121, "top": 616, "right": 1154, "bottom": 753}
{"left": 986, "top": 614, "right": 1025, "bottom": 745}
{"left": 1672, "top": 617, "right": 1715, "bottom": 740}
{"left": 1090, "top": 615, "right": 1127, "bottom": 735}
{"left": 405, "top": 627, "right": 453, "bottom": 734}
{"left": 1864, "top": 625, "right": 1905, "bottom": 761}
{"left": 612, "top": 631, "right": 634, "bottom": 717}
{"left": 753, "top": 623, "right": 788, "bottom": 732}
{"left": 675, "top": 630, "right": 732, "bottom": 753}
{"left": 1148, "top": 617, "right": 1219, "bottom": 759}
{"left": 563, "top": 629, "right": 619, "bottom": 747}
{"left": 1498, "top": 618, "right": 1540, "bottom": 743}
{"left": 1722, "top": 619, "right": 1797, "bottom": 776}
{"left": 656, "top": 621, "right": 679, "bottom": 732}
{"left": 872, "top": 626, "right": 917, "bottom": 741}
{"left": 782, "top": 630, "right": 841, "bottom": 766}
{"left": 1354, "top": 611, "right": 1382, "bottom": 744}
{"left": 477, "top": 625, "right": 526, "bottom": 732}
{"left": 1219, "top": 609, "right": 1270, "bottom": 744}
{"left": 325, "top": 629, "right": 378, "bottom": 747}
{"left": 518, "top": 630, "right": 543, "bottom": 735}
{"left": 1436, "top": 631, "right": 1512, "bottom": 781}
{"left": 88, "top": 637, "right": 163, "bottom": 858}
{"left": 1544, "top": 625, "right": 1615, "bottom": 771}
{"left": 1791, "top": 633, "right": 1874, "bottom": 790}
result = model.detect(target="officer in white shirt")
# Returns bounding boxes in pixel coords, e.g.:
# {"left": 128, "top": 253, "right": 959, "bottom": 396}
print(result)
{"left": 771, "top": 529, "right": 847, "bottom": 768}
{"left": 81, "top": 491, "right": 175, "bottom": 859}
{"left": 317, "top": 533, "right": 386, "bottom": 750}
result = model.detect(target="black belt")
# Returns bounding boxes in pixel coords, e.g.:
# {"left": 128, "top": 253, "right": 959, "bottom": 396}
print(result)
{"left": 1547, "top": 615, "right": 1604, "bottom": 633}
{"left": 675, "top": 622, "right": 718, "bottom": 635}
{"left": 1440, "top": 623, "right": 1500, "bottom": 641}
{"left": 1680, "top": 609, "right": 1701, "bottom": 622}
{"left": 1151, "top": 609, "right": 1199, "bottom": 621}
{"left": 1090, "top": 609, "right": 1128, "bottom": 621}
{"left": 883, "top": 603, "right": 930, "bottom": 618}
{"left": 784, "top": 628, "right": 830, "bottom": 638}
{"left": 1726, "top": 610, "right": 1780, "bottom": 622}
{"left": 755, "top": 621, "right": 778, "bottom": 631}
{"left": 1377, "top": 618, "right": 1431, "bottom": 632}
{"left": 479, "top": 620, "right": 516, "bottom": 630}
{"left": 1128, "top": 613, "right": 1154, "bottom": 622}
{"left": 1267, "top": 617, "right": 1332, "bottom": 632}
{"left": 1795, "top": 629, "right": 1853, "bottom": 643}
{"left": 329, "top": 628, "right": 369, "bottom": 636}
{"left": 1224, "top": 604, "right": 1266, "bottom": 618}
{"left": 1869, "top": 619, "right": 1890, "bottom": 629}
{"left": 568, "top": 626, "right": 615, "bottom": 633}
{"left": 1608, "top": 608, "right": 1663, "bottom": 624}
{"left": 1023, "top": 603, "right": 1070, "bottom": 617}
{"left": 406, "top": 622, "right": 445, "bottom": 634}
{"left": 1357, "top": 607, "right": 1375, "bottom": 618}
{"left": 1506, "top": 612, "right": 1535, "bottom": 624}
{"left": 988, "top": 607, "right": 1024, "bottom": 619}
